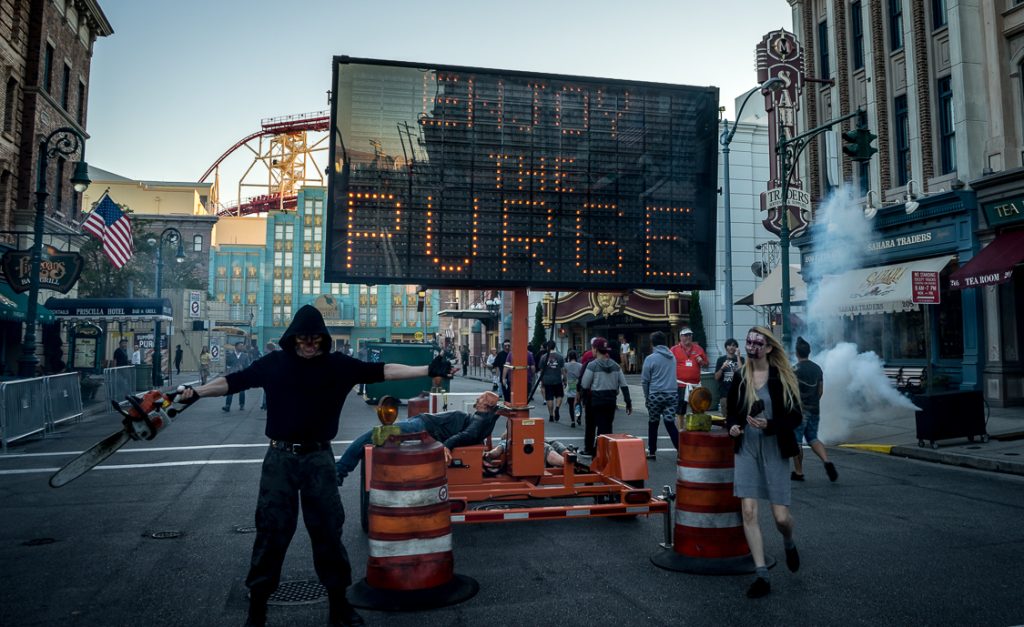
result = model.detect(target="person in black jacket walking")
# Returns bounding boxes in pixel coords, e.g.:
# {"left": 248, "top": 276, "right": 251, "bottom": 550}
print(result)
{"left": 179, "top": 305, "right": 455, "bottom": 627}
{"left": 725, "top": 326, "right": 803, "bottom": 600}
{"left": 579, "top": 337, "right": 632, "bottom": 455}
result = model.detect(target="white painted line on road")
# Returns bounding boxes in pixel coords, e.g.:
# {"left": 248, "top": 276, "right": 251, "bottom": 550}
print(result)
{"left": 0, "top": 458, "right": 266, "bottom": 476}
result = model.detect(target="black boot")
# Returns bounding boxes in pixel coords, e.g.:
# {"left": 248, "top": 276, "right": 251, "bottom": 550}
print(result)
{"left": 244, "top": 594, "right": 268, "bottom": 627}
{"left": 328, "top": 589, "right": 364, "bottom": 627}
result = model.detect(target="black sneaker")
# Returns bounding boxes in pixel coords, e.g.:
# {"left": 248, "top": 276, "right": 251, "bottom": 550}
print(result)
{"left": 328, "top": 599, "right": 365, "bottom": 627}
{"left": 785, "top": 545, "right": 800, "bottom": 572}
{"left": 646, "top": 453, "right": 657, "bottom": 460}
{"left": 746, "top": 577, "right": 770, "bottom": 598}
{"left": 222, "top": 406, "right": 230, "bottom": 413}
{"left": 790, "top": 471, "right": 805, "bottom": 481}
{"left": 825, "top": 462, "right": 838, "bottom": 482}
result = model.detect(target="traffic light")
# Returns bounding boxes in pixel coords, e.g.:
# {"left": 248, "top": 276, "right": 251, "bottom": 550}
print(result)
{"left": 842, "top": 126, "right": 878, "bottom": 163}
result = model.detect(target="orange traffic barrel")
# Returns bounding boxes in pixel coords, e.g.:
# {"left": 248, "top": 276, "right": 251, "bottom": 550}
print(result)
{"left": 348, "top": 432, "right": 478, "bottom": 611}
{"left": 651, "top": 429, "right": 775, "bottom": 574}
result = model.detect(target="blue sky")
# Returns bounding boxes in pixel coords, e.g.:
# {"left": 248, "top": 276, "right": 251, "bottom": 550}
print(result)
{"left": 86, "top": 0, "right": 792, "bottom": 204}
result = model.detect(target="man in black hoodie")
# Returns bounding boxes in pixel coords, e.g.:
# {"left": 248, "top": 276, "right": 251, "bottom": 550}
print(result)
{"left": 179, "top": 304, "right": 454, "bottom": 627}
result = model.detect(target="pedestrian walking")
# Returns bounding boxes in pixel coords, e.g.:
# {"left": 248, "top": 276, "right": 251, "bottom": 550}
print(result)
{"left": 198, "top": 346, "right": 211, "bottom": 385}
{"left": 460, "top": 344, "right": 470, "bottom": 377}
{"left": 485, "top": 347, "right": 498, "bottom": 391}
{"left": 579, "top": 337, "right": 632, "bottom": 455}
{"left": 113, "top": 339, "right": 130, "bottom": 367}
{"left": 539, "top": 341, "right": 566, "bottom": 422}
{"left": 564, "top": 350, "right": 582, "bottom": 427}
{"left": 725, "top": 326, "right": 804, "bottom": 599}
{"left": 641, "top": 331, "right": 679, "bottom": 459}
{"left": 131, "top": 344, "right": 141, "bottom": 365}
{"left": 714, "top": 338, "right": 744, "bottom": 415}
{"left": 671, "top": 327, "right": 707, "bottom": 415}
{"left": 178, "top": 304, "right": 455, "bottom": 627}
{"left": 791, "top": 336, "right": 837, "bottom": 482}
{"left": 174, "top": 344, "right": 183, "bottom": 375}
{"left": 222, "top": 341, "right": 252, "bottom": 411}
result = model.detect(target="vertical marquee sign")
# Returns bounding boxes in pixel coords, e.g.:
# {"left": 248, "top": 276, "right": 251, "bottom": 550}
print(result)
{"left": 757, "top": 30, "right": 810, "bottom": 240}
{"left": 325, "top": 57, "right": 720, "bottom": 290}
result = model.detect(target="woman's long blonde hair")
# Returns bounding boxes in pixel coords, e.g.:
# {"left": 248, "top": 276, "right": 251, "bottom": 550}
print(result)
{"left": 739, "top": 326, "right": 801, "bottom": 413}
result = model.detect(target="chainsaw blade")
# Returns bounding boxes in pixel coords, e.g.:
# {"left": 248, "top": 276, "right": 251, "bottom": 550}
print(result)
{"left": 49, "top": 429, "right": 132, "bottom": 488}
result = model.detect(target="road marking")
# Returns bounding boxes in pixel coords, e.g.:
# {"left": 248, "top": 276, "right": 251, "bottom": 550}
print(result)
{"left": 840, "top": 444, "right": 894, "bottom": 454}
{"left": 0, "top": 458, "right": 267, "bottom": 476}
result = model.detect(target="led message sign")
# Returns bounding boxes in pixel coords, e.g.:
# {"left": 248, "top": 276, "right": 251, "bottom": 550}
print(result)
{"left": 326, "top": 57, "right": 719, "bottom": 290}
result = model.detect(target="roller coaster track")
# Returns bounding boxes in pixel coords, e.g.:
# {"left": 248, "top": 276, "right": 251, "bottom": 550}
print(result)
{"left": 201, "top": 110, "right": 330, "bottom": 217}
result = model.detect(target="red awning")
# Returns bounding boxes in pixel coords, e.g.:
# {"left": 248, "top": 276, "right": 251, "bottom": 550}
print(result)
{"left": 948, "top": 230, "right": 1024, "bottom": 290}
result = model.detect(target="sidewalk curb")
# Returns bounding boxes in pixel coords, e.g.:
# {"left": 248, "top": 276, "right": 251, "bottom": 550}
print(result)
{"left": 888, "top": 445, "right": 1024, "bottom": 477}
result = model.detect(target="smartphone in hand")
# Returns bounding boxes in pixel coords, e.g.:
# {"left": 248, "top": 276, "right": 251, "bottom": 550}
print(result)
{"left": 749, "top": 399, "right": 765, "bottom": 417}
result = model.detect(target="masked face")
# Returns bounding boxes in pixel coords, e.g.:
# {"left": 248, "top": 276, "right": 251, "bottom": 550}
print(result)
{"left": 745, "top": 332, "right": 769, "bottom": 359}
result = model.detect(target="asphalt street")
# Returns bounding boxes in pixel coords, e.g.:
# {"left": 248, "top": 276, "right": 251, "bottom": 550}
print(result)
{"left": 1, "top": 375, "right": 1023, "bottom": 626}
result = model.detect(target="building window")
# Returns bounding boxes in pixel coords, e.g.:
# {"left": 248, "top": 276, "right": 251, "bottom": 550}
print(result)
{"left": 937, "top": 76, "right": 957, "bottom": 174}
{"left": 61, "top": 63, "right": 71, "bottom": 110}
{"left": 894, "top": 95, "right": 910, "bottom": 186}
{"left": 77, "top": 80, "right": 85, "bottom": 124}
{"left": 192, "top": 234, "right": 203, "bottom": 252}
{"left": 3, "top": 78, "right": 16, "bottom": 133}
{"left": 817, "top": 21, "right": 830, "bottom": 80}
{"left": 851, "top": 1, "right": 864, "bottom": 70}
{"left": 931, "top": 0, "right": 947, "bottom": 29}
{"left": 43, "top": 44, "right": 54, "bottom": 93}
{"left": 888, "top": 0, "right": 904, "bottom": 51}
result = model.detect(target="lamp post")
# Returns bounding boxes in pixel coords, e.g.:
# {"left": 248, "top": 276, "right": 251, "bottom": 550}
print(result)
{"left": 721, "top": 78, "right": 784, "bottom": 341}
{"left": 776, "top": 109, "right": 862, "bottom": 349}
{"left": 18, "top": 128, "right": 91, "bottom": 377}
{"left": 149, "top": 227, "right": 185, "bottom": 386}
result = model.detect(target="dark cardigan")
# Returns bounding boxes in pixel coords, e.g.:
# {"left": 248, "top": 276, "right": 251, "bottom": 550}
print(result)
{"left": 725, "top": 365, "right": 803, "bottom": 458}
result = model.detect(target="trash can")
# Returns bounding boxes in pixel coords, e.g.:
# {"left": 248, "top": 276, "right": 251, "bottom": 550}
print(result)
{"left": 364, "top": 343, "right": 450, "bottom": 403}
{"left": 911, "top": 389, "right": 987, "bottom": 448}
{"left": 135, "top": 365, "right": 151, "bottom": 391}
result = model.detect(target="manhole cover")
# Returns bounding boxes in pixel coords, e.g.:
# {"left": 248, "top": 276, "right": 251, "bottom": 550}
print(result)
{"left": 21, "top": 538, "right": 56, "bottom": 546}
{"left": 148, "top": 531, "right": 183, "bottom": 540}
{"left": 235, "top": 526, "right": 257, "bottom": 534}
{"left": 262, "top": 580, "right": 327, "bottom": 606}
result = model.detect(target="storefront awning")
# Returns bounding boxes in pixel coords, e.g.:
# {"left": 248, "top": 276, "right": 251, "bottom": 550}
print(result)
{"left": 818, "top": 256, "right": 954, "bottom": 317}
{"left": 735, "top": 265, "right": 807, "bottom": 307}
{"left": 948, "top": 230, "right": 1024, "bottom": 290}
{"left": 0, "top": 282, "right": 56, "bottom": 323}
{"left": 44, "top": 297, "right": 173, "bottom": 323}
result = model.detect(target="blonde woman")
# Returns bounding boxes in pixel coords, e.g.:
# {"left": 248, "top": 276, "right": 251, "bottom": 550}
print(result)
{"left": 725, "top": 326, "right": 803, "bottom": 599}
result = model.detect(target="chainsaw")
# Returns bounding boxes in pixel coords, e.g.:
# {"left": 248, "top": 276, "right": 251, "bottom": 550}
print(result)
{"left": 48, "top": 387, "right": 197, "bottom": 488}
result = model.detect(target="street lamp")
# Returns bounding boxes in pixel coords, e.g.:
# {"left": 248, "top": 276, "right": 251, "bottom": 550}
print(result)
{"left": 18, "top": 128, "right": 90, "bottom": 377}
{"left": 148, "top": 227, "right": 185, "bottom": 386}
{"left": 720, "top": 77, "right": 784, "bottom": 340}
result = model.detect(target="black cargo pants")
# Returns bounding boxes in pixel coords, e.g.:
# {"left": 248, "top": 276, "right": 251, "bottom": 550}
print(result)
{"left": 245, "top": 446, "right": 350, "bottom": 598}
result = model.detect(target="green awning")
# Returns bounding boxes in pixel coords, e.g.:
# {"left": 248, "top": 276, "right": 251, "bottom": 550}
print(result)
{"left": 0, "top": 282, "right": 56, "bottom": 324}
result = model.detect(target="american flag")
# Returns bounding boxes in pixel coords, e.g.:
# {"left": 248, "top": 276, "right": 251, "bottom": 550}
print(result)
{"left": 81, "top": 192, "right": 134, "bottom": 268}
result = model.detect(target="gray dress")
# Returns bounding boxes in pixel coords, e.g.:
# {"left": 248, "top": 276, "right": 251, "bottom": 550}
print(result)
{"left": 733, "top": 384, "right": 792, "bottom": 506}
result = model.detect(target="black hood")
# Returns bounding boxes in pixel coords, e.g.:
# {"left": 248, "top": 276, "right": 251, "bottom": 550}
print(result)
{"left": 279, "top": 305, "right": 331, "bottom": 354}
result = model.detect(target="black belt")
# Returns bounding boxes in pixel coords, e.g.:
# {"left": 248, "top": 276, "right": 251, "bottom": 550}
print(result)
{"left": 269, "top": 439, "right": 332, "bottom": 454}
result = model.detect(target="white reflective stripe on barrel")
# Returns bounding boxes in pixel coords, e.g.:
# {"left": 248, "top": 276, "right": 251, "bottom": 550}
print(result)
{"left": 677, "top": 465, "right": 734, "bottom": 484}
{"left": 369, "top": 486, "right": 446, "bottom": 508}
{"left": 368, "top": 533, "right": 453, "bottom": 558}
{"left": 675, "top": 509, "right": 742, "bottom": 528}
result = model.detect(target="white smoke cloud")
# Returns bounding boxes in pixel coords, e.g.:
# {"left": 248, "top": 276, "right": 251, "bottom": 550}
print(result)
{"left": 802, "top": 186, "right": 919, "bottom": 445}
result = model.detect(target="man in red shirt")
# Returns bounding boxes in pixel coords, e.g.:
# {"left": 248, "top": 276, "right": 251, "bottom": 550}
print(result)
{"left": 670, "top": 327, "right": 707, "bottom": 415}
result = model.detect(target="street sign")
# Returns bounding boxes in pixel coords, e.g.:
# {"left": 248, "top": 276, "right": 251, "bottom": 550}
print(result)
{"left": 327, "top": 57, "right": 720, "bottom": 291}
{"left": 210, "top": 345, "right": 220, "bottom": 361}
{"left": 188, "top": 291, "right": 201, "bottom": 318}
{"left": 912, "top": 271, "right": 941, "bottom": 304}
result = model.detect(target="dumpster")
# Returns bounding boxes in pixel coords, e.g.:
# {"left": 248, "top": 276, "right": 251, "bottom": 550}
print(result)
{"left": 911, "top": 390, "right": 988, "bottom": 449}
{"left": 135, "top": 365, "right": 152, "bottom": 391}
{"left": 363, "top": 342, "right": 450, "bottom": 404}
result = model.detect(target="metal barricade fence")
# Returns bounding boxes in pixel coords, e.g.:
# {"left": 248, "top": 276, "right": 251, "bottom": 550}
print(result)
{"left": 0, "top": 377, "right": 49, "bottom": 453}
{"left": 45, "top": 372, "right": 84, "bottom": 430}
{"left": 104, "top": 366, "right": 135, "bottom": 411}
